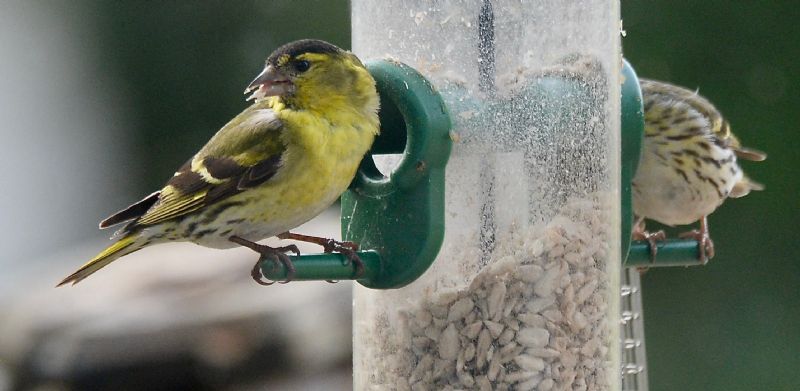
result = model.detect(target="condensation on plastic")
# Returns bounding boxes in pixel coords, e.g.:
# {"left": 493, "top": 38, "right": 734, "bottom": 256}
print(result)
{"left": 352, "top": 1, "right": 621, "bottom": 389}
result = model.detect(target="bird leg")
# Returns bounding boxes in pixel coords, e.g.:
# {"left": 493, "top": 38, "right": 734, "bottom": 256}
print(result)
{"left": 679, "top": 216, "right": 715, "bottom": 262}
{"left": 631, "top": 217, "right": 666, "bottom": 262}
{"left": 277, "top": 232, "right": 364, "bottom": 278}
{"left": 229, "top": 236, "right": 300, "bottom": 285}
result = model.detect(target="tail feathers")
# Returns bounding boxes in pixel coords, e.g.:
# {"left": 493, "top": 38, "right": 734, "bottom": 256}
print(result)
{"left": 729, "top": 176, "right": 765, "bottom": 198}
{"left": 734, "top": 147, "right": 767, "bottom": 162}
{"left": 57, "top": 234, "right": 143, "bottom": 287}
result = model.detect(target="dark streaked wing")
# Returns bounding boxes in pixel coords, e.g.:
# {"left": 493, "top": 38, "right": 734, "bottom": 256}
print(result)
{"left": 238, "top": 155, "right": 282, "bottom": 189}
{"left": 200, "top": 156, "right": 283, "bottom": 204}
{"left": 166, "top": 170, "right": 207, "bottom": 194}
{"left": 104, "top": 105, "right": 286, "bottom": 230}
{"left": 134, "top": 153, "right": 284, "bottom": 227}
{"left": 204, "top": 156, "right": 248, "bottom": 178}
{"left": 99, "top": 191, "right": 160, "bottom": 228}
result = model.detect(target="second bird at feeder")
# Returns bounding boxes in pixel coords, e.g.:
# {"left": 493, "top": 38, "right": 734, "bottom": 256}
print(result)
{"left": 632, "top": 79, "right": 766, "bottom": 260}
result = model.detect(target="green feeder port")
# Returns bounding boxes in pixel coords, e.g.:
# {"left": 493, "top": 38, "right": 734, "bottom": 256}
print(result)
{"left": 259, "top": 59, "right": 709, "bottom": 286}
{"left": 340, "top": 60, "right": 453, "bottom": 289}
{"left": 620, "top": 59, "right": 643, "bottom": 260}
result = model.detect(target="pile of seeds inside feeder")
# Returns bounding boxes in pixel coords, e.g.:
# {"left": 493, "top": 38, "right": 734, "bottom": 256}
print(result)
{"left": 364, "top": 195, "right": 613, "bottom": 390}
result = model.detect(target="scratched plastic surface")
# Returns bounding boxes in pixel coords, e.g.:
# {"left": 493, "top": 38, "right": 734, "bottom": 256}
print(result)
{"left": 352, "top": 1, "right": 621, "bottom": 389}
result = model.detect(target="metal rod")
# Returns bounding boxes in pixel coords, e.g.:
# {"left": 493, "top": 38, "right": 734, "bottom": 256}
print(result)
{"left": 625, "top": 239, "right": 707, "bottom": 267}
{"left": 260, "top": 251, "right": 382, "bottom": 281}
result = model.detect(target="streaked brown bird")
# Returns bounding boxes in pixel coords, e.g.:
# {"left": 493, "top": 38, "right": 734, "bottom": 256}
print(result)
{"left": 632, "top": 79, "right": 766, "bottom": 260}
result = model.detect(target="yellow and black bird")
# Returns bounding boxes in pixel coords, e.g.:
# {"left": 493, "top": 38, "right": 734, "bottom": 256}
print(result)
{"left": 58, "top": 39, "right": 380, "bottom": 286}
{"left": 632, "top": 79, "right": 765, "bottom": 260}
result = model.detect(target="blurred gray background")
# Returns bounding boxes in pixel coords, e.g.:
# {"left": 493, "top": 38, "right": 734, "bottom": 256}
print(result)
{"left": 0, "top": 1, "right": 797, "bottom": 390}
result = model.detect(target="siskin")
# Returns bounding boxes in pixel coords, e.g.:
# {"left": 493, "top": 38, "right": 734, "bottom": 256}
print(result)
{"left": 58, "top": 39, "right": 379, "bottom": 286}
{"left": 632, "top": 79, "right": 766, "bottom": 260}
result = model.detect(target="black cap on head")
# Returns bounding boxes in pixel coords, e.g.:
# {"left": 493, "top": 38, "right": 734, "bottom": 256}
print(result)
{"left": 267, "top": 39, "right": 342, "bottom": 65}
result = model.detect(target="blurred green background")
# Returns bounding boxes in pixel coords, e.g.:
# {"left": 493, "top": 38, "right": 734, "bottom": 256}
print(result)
{"left": 2, "top": 1, "right": 797, "bottom": 390}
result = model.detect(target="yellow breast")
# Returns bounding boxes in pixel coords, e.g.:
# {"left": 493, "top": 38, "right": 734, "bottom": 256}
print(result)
{"left": 232, "top": 106, "right": 378, "bottom": 236}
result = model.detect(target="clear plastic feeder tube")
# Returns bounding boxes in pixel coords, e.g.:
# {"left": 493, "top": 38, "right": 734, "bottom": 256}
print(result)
{"left": 352, "top": 1, "right": 621, "bottom": 390}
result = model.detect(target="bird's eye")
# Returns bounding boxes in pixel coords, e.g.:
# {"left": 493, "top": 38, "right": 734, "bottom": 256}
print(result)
{"left": 294, "top": 60, "right": 311, "bottom": 72}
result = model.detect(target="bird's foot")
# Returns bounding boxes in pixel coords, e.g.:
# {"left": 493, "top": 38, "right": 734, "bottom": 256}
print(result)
{"left": 325, "top": 240, "right": 364, "bottom": 279}
{"left": 278, "top": 232, "right": 364, "bottom": 279}
{"left": 632, "top": 227, "right": 666, "bottom": 263}
{"left": 679, "top": 216, "right": 714, "bottom": 262}
{"left": 679, "top": 229, "right": 715, "bottom": 262}
{"left": 230, "top": 236, "right": 300, "bottom": 285}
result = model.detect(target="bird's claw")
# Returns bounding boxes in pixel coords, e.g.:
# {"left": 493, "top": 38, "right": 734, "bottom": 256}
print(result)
{"left": 320, "top": 239, "right": 359, "bottom": 254}
{"left": 346, "top": 251, "right": 365, "bottom": 279}
{"left": 231, "top": 236, "right": 300, "bottom": 285}
{"left": 679, "top": 229, "right": 715, "bottom": 262}
{"left": 250, "top": 244, "right": 299, "bottom": 285}
{"left": 274, "top": 232, "right": 364, "bottom": 279}
{"left": 632, "top": 228, "right": 666, "bottom": 263}
{"left": 250, "top": 262, "right": 274, "bottom": 286}
{"left": 321, "top": 239, "right": 364, "bottom": 279}
{"left": 644, "top": 230, "right": 666, "bottom": 262}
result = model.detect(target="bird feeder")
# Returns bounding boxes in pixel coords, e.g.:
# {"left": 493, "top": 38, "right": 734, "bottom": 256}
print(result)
{"left": 254, "top": 2, "right": 711, "bottom": 390}
{"left": 351, "top": 1, "right": 622, "bottom": 389}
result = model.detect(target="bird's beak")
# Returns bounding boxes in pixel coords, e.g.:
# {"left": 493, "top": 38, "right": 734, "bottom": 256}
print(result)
{"left": 244, "top": 65, "right": 294, "bottom": 100}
